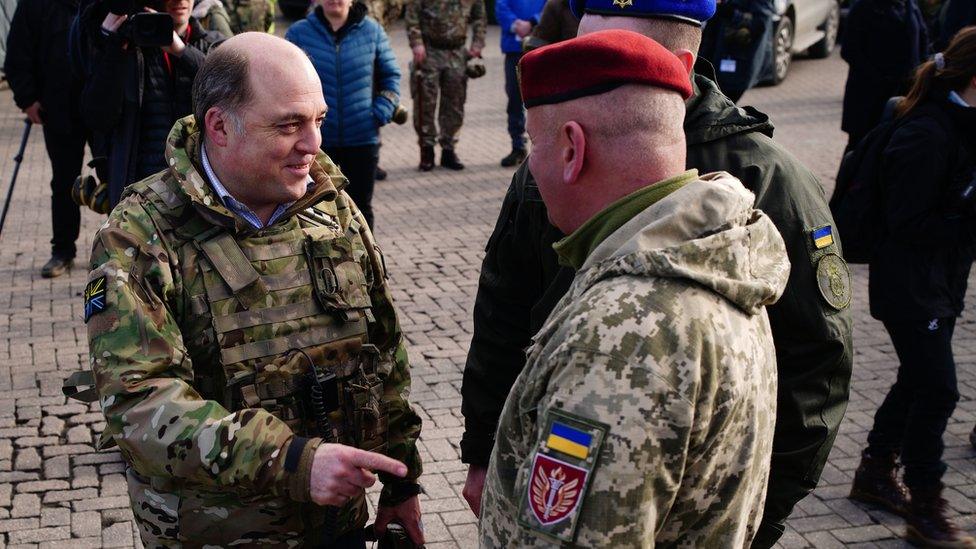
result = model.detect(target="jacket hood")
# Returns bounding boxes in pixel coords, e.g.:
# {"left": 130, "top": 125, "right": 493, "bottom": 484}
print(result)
{"left": 684, "top": 59, "right": 775, "bottom": 146}
{"left": 192, "top": 0, "right": 224, "bottom": 18}
{"left": 154, "top": 116, "right": 349, "bottom": 233}
{"left": 575, "top": 172, "right": 790, "bottom": 315}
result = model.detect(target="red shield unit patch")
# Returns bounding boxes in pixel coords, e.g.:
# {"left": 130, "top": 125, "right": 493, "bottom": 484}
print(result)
{"left": 527, "top": 453, "right": 587, "bottom": 526}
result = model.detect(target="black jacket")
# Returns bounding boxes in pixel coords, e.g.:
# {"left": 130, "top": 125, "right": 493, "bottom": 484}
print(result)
{"left": 869, "top": 96, "right": 976, "bottom": 321}
{"left": 461, "top": 60, "right": 853, "bottom": 548}
{"left": 937, "top": 0, "right": 976, "bottom": 51}
{"left": 79, "top": 5, "right": 220, "bottom": 205}
{"left": 3, "top": 0, "right": 82, "bottom": 134}
{"left": 841, "top": 0, "right": 929, "bottom": 142}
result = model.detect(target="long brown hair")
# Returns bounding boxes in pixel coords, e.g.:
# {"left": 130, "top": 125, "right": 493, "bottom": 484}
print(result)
{"left": 896, "top": 26, "right": 976, "bottom": 118}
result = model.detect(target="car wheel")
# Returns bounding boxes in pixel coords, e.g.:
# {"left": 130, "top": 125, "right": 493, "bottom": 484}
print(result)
{"left": 771, "top": 14, "right": 794, "bottom": 85}
{"left": 810, "top": 0, "right": 840, "bottom": 58}
{"left": 279, "top": 0, "right": 311, "bottom": 20}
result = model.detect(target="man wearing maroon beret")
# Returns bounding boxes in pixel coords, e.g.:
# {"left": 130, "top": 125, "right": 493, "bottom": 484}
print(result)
{"left": 461, "top": 2, "right": 854, "bottom": 546}
{"left": 478, "top": 30, "right": 790, "bottom": 547}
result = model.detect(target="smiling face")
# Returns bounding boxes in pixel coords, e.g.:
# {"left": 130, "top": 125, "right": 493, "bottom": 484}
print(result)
{"left": 165, "top": 0, "right": 194, "bottom": 29}
{"left": 220, "top": 58, "right": 327, "bottom": 210}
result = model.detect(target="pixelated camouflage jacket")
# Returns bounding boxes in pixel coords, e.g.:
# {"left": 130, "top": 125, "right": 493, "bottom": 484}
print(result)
{"left": 479, "top": 172, "right": 791, "bottom": 548}
{"left": 85, "top": 116, "right": 422, "bottom": 546}
{"left": 405, "top": 0, "right": 486, "bottom": 50}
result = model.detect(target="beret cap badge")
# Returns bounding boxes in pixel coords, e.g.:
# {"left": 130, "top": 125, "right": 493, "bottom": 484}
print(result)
{"left": 612, "top": 0, "right": 634, "bottom": 8}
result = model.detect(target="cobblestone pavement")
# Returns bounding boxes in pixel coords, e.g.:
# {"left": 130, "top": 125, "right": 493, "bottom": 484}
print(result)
{"left": 0, "top": 20, "right": 972, "bottom": 548}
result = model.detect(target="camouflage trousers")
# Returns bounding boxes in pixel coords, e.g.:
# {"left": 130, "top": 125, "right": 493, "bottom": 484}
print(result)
{"left": 411, "top": 46, "right": 467, "bottom": 149}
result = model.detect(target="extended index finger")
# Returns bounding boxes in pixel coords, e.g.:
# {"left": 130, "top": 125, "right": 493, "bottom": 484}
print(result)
{"left": 346, "top": 448, "right": 407, "bottom": 478}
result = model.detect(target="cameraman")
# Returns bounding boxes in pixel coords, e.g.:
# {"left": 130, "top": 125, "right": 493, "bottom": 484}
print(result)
{"left": 80, "top": 0, "right": 220, "bottom": 205}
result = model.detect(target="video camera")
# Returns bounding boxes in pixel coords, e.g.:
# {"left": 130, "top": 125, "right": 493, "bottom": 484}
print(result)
{"left": 105, "top": 0, "right": 174, "bottom": 48}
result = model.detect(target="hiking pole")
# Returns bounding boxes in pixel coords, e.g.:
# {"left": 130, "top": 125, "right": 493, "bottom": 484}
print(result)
{"left": 0, "top": 119, "right": 33, "bottom": 238}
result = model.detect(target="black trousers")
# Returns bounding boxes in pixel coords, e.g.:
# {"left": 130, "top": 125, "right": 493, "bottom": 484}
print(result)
{"left": 504, "top": 52, "right": 526, "bottom": 150}
{"left": 324, "top": 145, "right": 379, "bottom": 231}
{"left": 42, "top": 125, "right": 87, "bottom": 259}
{"left": 866, "top": 317, "right": 960, "bottom": 487}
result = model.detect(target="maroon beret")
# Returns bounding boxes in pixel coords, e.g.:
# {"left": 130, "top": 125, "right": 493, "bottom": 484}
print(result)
{"left": 519, "top": 29, "right": 693, "bottom": 108}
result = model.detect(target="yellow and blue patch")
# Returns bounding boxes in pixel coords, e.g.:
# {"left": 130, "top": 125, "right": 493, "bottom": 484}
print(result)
{"left": 811, "top": 225, "right": 834, "bottom": 249}
{"left": 546, "top": 422, "right": 593, "bottom": 460}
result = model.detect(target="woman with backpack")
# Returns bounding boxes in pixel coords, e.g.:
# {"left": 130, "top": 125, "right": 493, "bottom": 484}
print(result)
{"left": 286, "top": 0, "right": 401, "bottom": 230}
{"left": 850, "top": 26, "right": 976, "bottom": 549}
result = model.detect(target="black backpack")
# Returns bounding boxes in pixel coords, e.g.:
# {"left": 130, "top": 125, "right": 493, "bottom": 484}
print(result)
{"left": 828, "top": 98, "right": 904, "bottom": 264}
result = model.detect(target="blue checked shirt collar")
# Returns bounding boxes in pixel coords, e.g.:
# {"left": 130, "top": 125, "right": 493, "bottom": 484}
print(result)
{"left": 200, "top": 141, "right": 305, "bottom": 230}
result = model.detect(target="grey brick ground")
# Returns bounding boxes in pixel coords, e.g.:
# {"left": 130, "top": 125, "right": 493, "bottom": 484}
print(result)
{"left": 0, "top": 17, "right": 971, "bottom": 548}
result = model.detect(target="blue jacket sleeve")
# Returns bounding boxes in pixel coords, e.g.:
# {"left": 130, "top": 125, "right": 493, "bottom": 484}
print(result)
{"left": 495, "top": 0, "right": 519, "bottom": 33}
{"left": 372, "top": 24, "right": 401, "bottom": 126}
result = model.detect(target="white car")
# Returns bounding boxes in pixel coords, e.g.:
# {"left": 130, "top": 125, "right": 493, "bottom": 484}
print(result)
{"left": 768, "top": 0, "right": 841, "bottom": 83}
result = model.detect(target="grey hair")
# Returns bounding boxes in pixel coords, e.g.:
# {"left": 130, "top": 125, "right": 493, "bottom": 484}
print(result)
{"left": 192, "top": 45, "right": 251, "bottom": 135}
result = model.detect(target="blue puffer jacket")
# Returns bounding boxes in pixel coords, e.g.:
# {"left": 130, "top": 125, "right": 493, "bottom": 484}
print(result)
{"left": 286, "top": 5, "right": 400, "bottom": 147}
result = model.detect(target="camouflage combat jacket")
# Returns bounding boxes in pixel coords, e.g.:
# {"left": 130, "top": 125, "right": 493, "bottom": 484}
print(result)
{"left": 479, "top": 173, "right": 790, "bottom": 547}
{"left": 84, "top": 117, "right": 421, "bottom": 547}
{"left": 405, "top": 0, "right": 487, "bottom": 50}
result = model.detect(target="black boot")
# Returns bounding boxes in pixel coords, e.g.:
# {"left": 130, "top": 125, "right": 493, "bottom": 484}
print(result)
{"left": 375, "top": 166, "right": 388, "bottom": 181}
{"left": 41, "top": 254, "right": 73, "bottom": 279}
{"left": 419, "top": 146, "right": 435, "bottom": 172}
{"left": 906, "top": 484, "right": 976, "bottom": 548}
{"left": 849, "top": 450, "right": 910, "bottom": 517}
{"left": 500, "top": 148, "right": 527, "bottom": 167}
{"left": 441, "top": 149, "right": 465, "bottom": 171}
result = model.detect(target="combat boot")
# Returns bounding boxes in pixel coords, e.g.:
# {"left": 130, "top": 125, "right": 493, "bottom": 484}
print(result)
{"left": 905, "top": 484, "right": 976, "bottom": 548}
{"left": 419, "top": 146, "right": 434, "bottom": 172}
{"left": 849, "top": 450, "right": 910, "bottom": 517}
{"left": 41, "top": 254, "right": 73, "bottom": 279}
{"left": 441, "top": 149, "right": 465, "bottom": 171}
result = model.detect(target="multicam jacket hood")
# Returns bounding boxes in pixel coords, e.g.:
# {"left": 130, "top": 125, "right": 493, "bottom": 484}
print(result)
{"left": 479, "top": 172, "right": 790, "bottom": 548}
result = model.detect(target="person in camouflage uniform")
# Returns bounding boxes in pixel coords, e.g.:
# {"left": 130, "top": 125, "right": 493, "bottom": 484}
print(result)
{"left": 363, "top": 0, "right": 404, "bottom": 30}
{"left": 478, "top": 31, "right": 790, "bottom": 547}
{"left": 192, "top": 0, "right": 234, "bottom": 38}
{"left": 404, "top": 0, "right": 486, "bottom": 171}
{"left": 81, "top": 34, "right": 424, "bottom": 547}
{"left": 226, "top": 0, "right": 276, "bottom": 33}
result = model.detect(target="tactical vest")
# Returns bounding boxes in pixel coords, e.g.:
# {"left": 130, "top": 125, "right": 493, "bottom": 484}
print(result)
{"left": 228, "top": 0, "right": 271, "bottom": 33}
{"left": 67, "top": 175, "right": 389, "bottom": 454}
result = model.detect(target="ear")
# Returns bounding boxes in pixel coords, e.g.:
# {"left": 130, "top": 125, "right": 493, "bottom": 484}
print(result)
{"left": 204, "top": 107, "right": 231, "bottom": 148}
{"left": 561, "top": 121, "right": 586, "bottom": 185}
{"left": 674, "top": 49, "right": 695, "bottom": 76}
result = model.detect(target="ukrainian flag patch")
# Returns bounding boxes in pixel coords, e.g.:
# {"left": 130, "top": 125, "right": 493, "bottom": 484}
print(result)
{"left": 546, "top": 422, "right": 594, "bottom": 460}
{"left": 811, "top": 225, "right": 834, "bottom": 249}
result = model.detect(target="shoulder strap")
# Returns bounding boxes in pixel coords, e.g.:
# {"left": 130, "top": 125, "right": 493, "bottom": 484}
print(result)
{"left": 62, "top": 370, "right": 98, "bottom": 403}
{"left": 197, "top": 232, "right": 268, "bottom": 310}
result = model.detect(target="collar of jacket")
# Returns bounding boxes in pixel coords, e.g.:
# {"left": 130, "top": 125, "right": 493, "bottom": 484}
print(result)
{"left": 553, "top": 170, "right": 698, "bottom": 270}
{"left": 684, "top": 58, "right": 775, "bottom": 146}
{"left": 162, "top": 115, "right": 349, "bottom": 233}
{"left": 313, "top": 2, "right": 368, "bottom": 40}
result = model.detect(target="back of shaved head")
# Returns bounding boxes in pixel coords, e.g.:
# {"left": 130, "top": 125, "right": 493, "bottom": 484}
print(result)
{"left": 193, "top": 32, "right": 318, "bottom": 134}
{"left": 578, "top": 15, "right": 703, "bottom": 58}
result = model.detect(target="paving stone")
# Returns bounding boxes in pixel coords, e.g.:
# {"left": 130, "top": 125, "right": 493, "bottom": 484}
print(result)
{"left": 7, "top": 526, "right": 70, "bottom": 544}
{"left": 41, "top": 457, "right": 68, "bottom": 480}
{"left": 70, "top": 495, "right": 129, "bottom": 512}
{"left": 14, "top": 481, "right": 68, "bottom": 494}
{"left": 10, "top": 494, "right": 40, "bottom": 518}
{"left": 101, "top": 522, "right": 133, "bottom": 548}
{"left": 70, "top": 511, "right": 100, "bottom": 538}
{"left": 39, "top": 508, "right": 69, "bottom": 528}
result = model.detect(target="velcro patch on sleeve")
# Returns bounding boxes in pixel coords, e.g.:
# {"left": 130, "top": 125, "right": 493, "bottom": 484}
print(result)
{"left": 517, "top": 409, "right": 608, "bottom": 543}
{"left": 84, "top": 276, "right": 107, "bottom": 322}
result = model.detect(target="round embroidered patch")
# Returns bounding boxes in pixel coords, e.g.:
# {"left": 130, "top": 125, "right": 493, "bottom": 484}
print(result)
{"left": 816, "top": 253, "right": 852, "bottom": 310}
